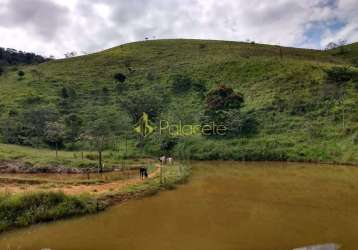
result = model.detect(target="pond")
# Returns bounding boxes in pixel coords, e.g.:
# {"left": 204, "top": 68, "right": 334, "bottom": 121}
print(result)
{"left": 1, "top": 161, "right": 358, "bottom": 250}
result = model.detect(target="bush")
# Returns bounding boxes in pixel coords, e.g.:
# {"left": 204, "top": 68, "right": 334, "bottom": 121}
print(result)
{"left": 205, "top": 84, "right": 244, "bottom": 110}
{"left": 17, "top": 70, "right": 25, "bottom": 79}
{"left": 114, "top": 72, "right": 126, "bottom": 82}
{"left": 325, "top": 66, "right": 357, "bottom": 84}
{"left": 201, "top": 84, "right": 245, "bottom": 137}
{"left": 169, "top": 74, "right": 193, "bottom": 94}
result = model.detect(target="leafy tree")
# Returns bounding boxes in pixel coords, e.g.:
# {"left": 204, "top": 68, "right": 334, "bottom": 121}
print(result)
{"left": 45, "top": 122, "right": 65, "bottom": 157}
{"left": 1, "top": 117, "right": 25, "bottom": 144}
{"left": 201, "top": 84, "right": 244, "bottom": 137}
{"left": 1, "top": 107, "right": 58, "bottom": 146}
{"left": 325, "top": 42, "right": 339, "bottom": 50}
{"left": 323, "top": 66, "right": 358, "bottom": 129}
{"left": 0, "top": 47, "right": 48, "bottom": 67}
{"left": 64, "top": 51, "right": 77, "bottom": 58}
{"left": 82, "top": 119, "right": 111, "bottom": 172}
{"left": 325, "top": 40, "right": 348, "bottom": 54}
{"left": 119, "top": 85, "right": 167, "bottom": 122}
{"left": 82, "top": 110, "right": 130, "bottom": 172}
{"left": 64, "top": 113, "right": 83, "bottom": 142}
{"left": 22, "top": 107, "right": 59, "bottom": 147}
{"left": 205, "top": 84, "right": 244, "bottom": 110}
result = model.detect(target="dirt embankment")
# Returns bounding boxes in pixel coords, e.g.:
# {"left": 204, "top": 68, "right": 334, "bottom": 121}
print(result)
{"left": 0, "top": 160, "right": 88, "bottom": 174}
{"left": 0, "top": 163, "right": 161, "bottom": 196}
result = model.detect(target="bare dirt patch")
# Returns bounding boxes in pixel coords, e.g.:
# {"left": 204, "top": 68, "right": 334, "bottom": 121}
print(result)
{"left": 0, "top": 166, "right": 161, "bottom": 196}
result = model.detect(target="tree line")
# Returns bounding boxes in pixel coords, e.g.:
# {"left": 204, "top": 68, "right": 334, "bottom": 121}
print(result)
{"left": 0, "top": 47, "right": 50, "bottom": 75}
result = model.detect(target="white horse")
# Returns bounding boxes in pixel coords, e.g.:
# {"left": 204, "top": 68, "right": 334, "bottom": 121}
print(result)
{"left": 159, "top": 156, "right": 166, "bottom": 165}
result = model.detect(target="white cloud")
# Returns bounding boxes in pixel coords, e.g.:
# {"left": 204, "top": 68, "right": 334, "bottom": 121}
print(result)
{"left": 0, "top": 0, "right": 356, "bottom": 57}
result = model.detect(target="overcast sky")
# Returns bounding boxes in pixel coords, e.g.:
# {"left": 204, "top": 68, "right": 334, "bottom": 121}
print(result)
{"left": 0, "top": 0, "right": 357, "bottom": 58}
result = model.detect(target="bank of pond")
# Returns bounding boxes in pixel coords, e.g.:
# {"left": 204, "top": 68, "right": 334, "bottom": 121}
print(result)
{"left": 1, "top": 161, "right": 358, "bottom": 250}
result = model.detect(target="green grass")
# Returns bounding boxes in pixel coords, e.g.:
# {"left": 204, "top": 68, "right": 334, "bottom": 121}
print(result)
{"left": 101, "top": 163, "right": 190, "bottom": 203}
{"left": 0, "top": 192, "right": 99, "bottom": 232}
{"left": 0, "top": 142, "right": 146, "bottom": 169}
{"left": 0, "top": 39, "right": 357, "bottom": 163}
{"left": 0, "top": 163, "right": 189, "bottom": 233}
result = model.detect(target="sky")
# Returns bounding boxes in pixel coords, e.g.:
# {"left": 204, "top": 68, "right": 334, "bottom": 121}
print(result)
{"left": 0, "top": 0, "right": 357, "bottom": 58}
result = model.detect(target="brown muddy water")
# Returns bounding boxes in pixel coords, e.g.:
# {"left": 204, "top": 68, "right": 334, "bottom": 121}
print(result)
{"left": 1, "top": 161, "right": 358, "bottom": 250}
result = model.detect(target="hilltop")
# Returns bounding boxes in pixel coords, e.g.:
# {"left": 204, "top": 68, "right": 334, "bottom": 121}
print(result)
{"left": 0, "top": 39, "right": 357, "bottom": 164}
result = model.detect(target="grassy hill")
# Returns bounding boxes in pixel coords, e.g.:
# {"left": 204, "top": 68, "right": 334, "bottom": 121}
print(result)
{"left": 0, "top": 39, "right": 357, "bottom": 164}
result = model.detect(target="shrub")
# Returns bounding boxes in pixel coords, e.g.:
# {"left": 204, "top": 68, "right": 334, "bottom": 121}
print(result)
{"left": 114, "top": 72, "right": 126, "bottom": 82}
{"left": 169, "top": 74, "right": 193, "bottom": 94}
{"left": 202, "top": 84, "right": 245, "bottom": 137}
{"left": 205, "top": 84, "right": 244, "bottom": 110}
{"left": 17, "top": 70, "right": 25, "bottom": 79}
{"left": 325, "top": 66, "right": 356, "bottom": 84}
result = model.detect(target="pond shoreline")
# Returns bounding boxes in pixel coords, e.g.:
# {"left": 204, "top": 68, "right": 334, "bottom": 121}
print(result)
{"left": 3, "top": 161, "right": 358, "bottom": 250}
{"left": 0, "top": 163, "right": 190, "bottom": 233}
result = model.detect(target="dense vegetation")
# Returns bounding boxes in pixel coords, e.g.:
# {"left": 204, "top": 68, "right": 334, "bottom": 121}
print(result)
{"left": 0, "top": 39, "right": 357, "bottom": 164}
{"left": 0, "top": 47, "right": 49, "bottom": 72}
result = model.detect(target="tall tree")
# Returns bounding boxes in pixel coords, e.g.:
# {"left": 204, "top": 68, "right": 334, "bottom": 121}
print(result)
{"left": 82, "top": 119, "right": 110, "bottom": 173}
{"left": 45, "top": 122, "right": 65, "bottom": 157}
{"left": 82, "top": 110, "right": 130, "bottom": 172}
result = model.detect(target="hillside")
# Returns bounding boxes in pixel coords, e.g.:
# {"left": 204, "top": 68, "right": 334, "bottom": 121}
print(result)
{"left": 0, "top": 39, "right": 357, "bottom": 164}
